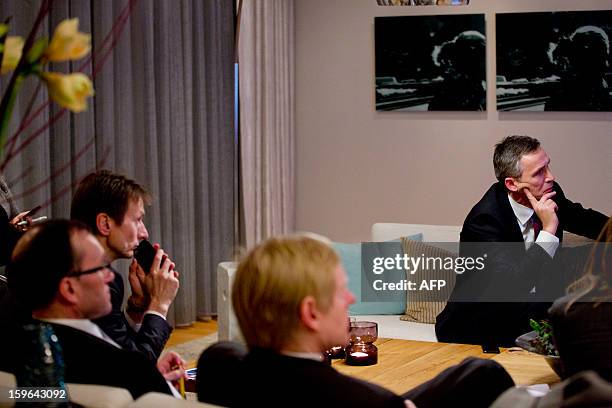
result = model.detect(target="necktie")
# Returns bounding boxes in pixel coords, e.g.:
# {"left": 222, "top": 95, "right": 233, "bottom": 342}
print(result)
{"left": 531, "top": 215, "right": 542, "bottom": 241}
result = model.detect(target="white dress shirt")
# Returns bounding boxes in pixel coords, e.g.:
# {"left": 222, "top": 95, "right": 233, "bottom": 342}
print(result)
{"left": 125, "top": 310, "right": 166, "bottom": 332}
{"left": 39, "top": 318, "right": 122, "bottom": 348}
{"left": 507, "top": 194, "right": 559, "bottom": 258}
{"left": 281, "top": 350, "right": 324, "bottom": 362}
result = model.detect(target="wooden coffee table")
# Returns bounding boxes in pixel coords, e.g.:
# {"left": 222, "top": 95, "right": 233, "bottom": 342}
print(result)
{"left": 333, "top": 338, "right": 560, "bottom": 394}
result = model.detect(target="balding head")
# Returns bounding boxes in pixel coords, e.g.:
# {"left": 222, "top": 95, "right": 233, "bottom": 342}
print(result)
{"left": 7, "top": 220, "right": 93, "bottom": 312}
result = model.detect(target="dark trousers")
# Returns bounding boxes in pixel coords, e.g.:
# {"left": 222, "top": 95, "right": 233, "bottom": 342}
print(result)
{"left": 403, "top": 357, "right": 515, "bottom": 408}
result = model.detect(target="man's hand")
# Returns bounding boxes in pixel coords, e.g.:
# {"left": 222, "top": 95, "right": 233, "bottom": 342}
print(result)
{"left": 127, "top": 259, "right": 147, "bottom": 305}
{"left": 524, "top": 189, "right": 559, "bottom": 235}
{"left": 9, "top": 211, "right": 33, "bottom": 232}
{"left": 157, "top": 351, "right": 186, "bottom": 382}
{"left": 143, "top": 244, "right": 180, "bottom": 317}
{"left": 404, "top": 401, "right": 417, "bottom": 408}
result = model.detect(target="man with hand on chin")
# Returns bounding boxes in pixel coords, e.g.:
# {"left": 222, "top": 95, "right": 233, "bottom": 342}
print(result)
{"left": 436, "top": 135, "right": 608, "bottom": 346}
{"left": 70, "top": 170, "right": 179, "bottom": 362}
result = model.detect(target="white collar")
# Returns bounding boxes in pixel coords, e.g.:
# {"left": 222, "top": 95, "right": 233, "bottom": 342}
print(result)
{"left": 507, "top": 194, "right": 534, "bottom": 226}
{"left": 38, "top": 318, "right": 121, "bottom": 349}
{"left": 281, "top": 350, "right": 324, "bottom": 362}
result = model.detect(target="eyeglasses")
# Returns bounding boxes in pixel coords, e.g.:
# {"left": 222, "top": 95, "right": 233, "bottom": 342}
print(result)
{"left": 68, "top": 263, "right": 113, "bottom": 278}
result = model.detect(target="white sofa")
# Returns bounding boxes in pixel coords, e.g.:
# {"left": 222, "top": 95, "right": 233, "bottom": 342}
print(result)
{"left": 217, "top": 223, "right": 463, "bottom": 343}
{"left": 359, "top": 223, "right": 462, "bottom": 341}
{"left": 216, "top": 222, "right": 597, "bottom": 344}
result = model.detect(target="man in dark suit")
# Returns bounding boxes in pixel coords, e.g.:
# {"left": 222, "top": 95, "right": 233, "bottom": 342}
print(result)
{"left": 70, "top": 170, "right": 179, "bottom": 362}
{"left": 436, "top": 135, "right": 609, "bottom": 347}
{"left": 5, "top": 220, "right": 184, "bottom": 398}
{"left": 198, "top": 235, "right": 514, "bottom": 407}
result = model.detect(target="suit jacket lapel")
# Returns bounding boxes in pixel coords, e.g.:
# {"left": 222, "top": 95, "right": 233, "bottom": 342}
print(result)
{"left": 494, "top": 182, "right": 524, "bottom": 242}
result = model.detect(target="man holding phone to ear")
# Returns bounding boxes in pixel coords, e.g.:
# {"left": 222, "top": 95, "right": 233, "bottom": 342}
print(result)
{"left": 70, "top": 170, "right": 179, "bottom": 362}
{"left": 436, "top": 135, "right": 609, "bottom": 347}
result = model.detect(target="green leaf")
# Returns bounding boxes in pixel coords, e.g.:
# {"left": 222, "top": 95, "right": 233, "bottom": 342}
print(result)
{"left": 529, "top": 318, "right": 541, "bottom": 332}
{"left": 27, "top": 37, "right": 48, "bottom": 64}
{"left": 0, "top": 24, "right": 8, "bottom": 38}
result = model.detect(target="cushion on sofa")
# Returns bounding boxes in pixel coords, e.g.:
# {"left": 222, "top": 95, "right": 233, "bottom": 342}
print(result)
{"left": 400, "top": 237, "right": 457, "bottom": 324}
{"left": 67, "top": 383, "right": 133, "bottom": 408}
{"left": 334, "top": 234, "right": 422, "bottom": 315}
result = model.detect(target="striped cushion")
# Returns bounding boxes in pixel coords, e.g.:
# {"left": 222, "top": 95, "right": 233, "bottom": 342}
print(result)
{"left": 400, "top": 238, "right": 457, "bottom": 324}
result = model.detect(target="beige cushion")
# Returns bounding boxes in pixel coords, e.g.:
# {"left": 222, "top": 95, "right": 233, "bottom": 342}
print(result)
{"left": 400, "top": 238, "right": 457, "bottom": 324}
{"left": 66, "top": 383, "right": 133, "bottom": 408}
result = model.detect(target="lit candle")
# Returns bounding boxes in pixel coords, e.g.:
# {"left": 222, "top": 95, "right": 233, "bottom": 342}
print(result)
{"left": 346, "top": 347, "right": 378, "bottom": 366}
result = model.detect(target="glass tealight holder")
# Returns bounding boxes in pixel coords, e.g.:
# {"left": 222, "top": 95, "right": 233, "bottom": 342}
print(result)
{"left": 345, "top": 321, "right": 378, "bottom": 366}
{"left": 326, "top": 345, "right": 346, "bottom": 360}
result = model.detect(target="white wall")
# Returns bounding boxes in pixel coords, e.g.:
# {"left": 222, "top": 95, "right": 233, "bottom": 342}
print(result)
{"left": 295, "top": 0, "right": 612, "bottom": 242}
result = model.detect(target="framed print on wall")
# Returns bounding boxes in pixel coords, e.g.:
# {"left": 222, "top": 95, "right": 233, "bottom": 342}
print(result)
{"left": 375, "top": 14, "right": 486, "bottom": 111}
{"left": 496, "top": 10, "right": 612, "bottom": 112}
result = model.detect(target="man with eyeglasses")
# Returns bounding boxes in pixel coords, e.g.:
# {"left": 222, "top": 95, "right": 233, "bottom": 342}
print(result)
{"left": 5, "top": 220, "right": 184, "bottom": 398}
{"left": 70, "top": 170, "right": 179, "bottom": 362}
{"left": 436, "top": 135, "right": 609, "bottom": 347}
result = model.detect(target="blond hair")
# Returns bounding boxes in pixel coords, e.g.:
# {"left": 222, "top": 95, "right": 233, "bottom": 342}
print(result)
{"left": 232, "top": 236, "right": 339, "bottom": 351}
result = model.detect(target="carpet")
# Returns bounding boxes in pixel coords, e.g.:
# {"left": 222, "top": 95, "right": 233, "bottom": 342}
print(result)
{"left": 165, "top": 332, "right": 219, "bottom": 362}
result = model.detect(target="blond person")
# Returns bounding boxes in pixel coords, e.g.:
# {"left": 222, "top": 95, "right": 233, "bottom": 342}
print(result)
{"left": 198, "top": 236, "right": 514, "bottom": 407}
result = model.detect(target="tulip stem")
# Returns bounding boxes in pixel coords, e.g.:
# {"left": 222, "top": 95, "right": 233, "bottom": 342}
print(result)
{"left": 0, "top": 0, "right": 52, "bottom": 162}
{"left": 3, "top": 79, "right": 43, "bottom": 160}
{"left": 0, "top": 74, "right": 24, "bottom": 159}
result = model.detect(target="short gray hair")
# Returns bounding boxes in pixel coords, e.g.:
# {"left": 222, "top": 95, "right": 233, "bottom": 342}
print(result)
{"left": 493, "top": 135, "right": 540, "bottom": 182}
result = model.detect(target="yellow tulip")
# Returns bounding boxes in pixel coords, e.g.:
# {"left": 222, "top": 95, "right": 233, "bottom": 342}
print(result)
{"left": 1, "top": 36, "right": 25, "bottom": 74}
{"left": 44, "top": 18, "right": 91, "bottom": 62}
{"left": 42, "top": 72, "right": 94, "bottom": 112}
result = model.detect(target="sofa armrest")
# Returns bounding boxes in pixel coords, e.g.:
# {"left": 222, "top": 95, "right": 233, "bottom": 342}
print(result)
{"left": 217, "top": 262, "right": 243, "bottom": 342}
{"left": 129, "top": 392, "right": 222, "bottom": 407}
{"left": 0, "top": 371, "right": 15, "bottom": 388}
{"left": 66, "top": 383, "right": 133, "bottom": 408}
{"left": 0, "top": 373, "right": 134, "bottom": 408}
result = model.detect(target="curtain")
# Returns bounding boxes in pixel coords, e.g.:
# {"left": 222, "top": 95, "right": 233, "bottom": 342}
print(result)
{"left": 0, "top": 0, "right": 235, "bottom": 325}
{"left": 238, "top": 0, "right": 295, "bottom": 248}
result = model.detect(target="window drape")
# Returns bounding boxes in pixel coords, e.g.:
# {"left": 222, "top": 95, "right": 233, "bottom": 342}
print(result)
{"left": 238, "top": 0, "right": 295, "bottom": 248}
{"left": 0, "top": 0, "right": 235, "bottom": 325}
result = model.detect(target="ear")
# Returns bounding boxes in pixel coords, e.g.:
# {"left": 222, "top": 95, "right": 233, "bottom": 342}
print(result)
{"left": 298, "top": 296, "right": 321, "bottom": 332}
{"left": 96, "top": 213, "right": 112, "bottom": 236}
{"left": 504, "top": 177, "right": 520, "bottom": 192}
{"left": 57, "top": 277, "right": 79, "bottom": 305}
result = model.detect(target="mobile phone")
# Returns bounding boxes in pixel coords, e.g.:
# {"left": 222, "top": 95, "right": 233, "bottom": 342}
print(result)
{"left": 134, "top": 240, "right": 157, "bottom": 274}
{"left": 481, "top": 344, "right": 500, "bottom": 354}
{"left": 16, "top": 205, "right": 46, "bottom": 227}
{"left": 24, "top": 205, "right": 42, "bottom": 217}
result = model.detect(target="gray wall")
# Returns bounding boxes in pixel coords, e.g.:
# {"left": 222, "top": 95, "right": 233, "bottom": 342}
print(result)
{"left": 295, "top": 0, "right": 612, "bottom": 242}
